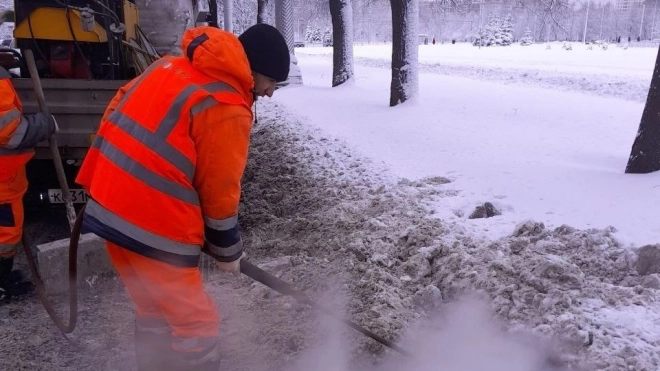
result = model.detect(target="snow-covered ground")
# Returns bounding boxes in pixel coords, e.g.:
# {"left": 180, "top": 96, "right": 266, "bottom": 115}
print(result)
{"left": 282, "top": 43, "right": 660, "bottom": 248}
{"left": 3, "top": 39, "right": 660, "bottom": 371}
{"left": 296, "top": 43, "right": 656, "bottom": 102}
{"left": 255, "top": 44, "right": 660, "bottom": 370}
{"left": 300, "top": 43, "right": 654, "bottom": 79}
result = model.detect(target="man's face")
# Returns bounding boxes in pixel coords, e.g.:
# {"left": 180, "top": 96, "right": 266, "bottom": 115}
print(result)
{"left": 252, "top": 71, "right": 277, "bottom": 98}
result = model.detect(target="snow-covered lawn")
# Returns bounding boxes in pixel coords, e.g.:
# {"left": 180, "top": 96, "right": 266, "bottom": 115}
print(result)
{"left": 276, "top": 46, "right": 660, "bottom": 247}
{"left": 298, "top": 42, "right": 655, "bottom": 79}
{"left": 295, "top": 43, "right": 656, "bottom": 102}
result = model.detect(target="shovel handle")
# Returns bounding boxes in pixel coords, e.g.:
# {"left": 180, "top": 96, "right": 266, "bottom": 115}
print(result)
{"left": 202, "top": 250, "right": 410, "bottom": 356}
{"left": 23, "top": 49, "right": 76, "bottom": 231}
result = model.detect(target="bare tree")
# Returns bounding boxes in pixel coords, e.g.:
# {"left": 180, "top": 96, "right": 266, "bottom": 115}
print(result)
{"left": 292, "top": 0, "right": 652, "bottom": 44}
{"left": 329, "top": 0, "right": 355, "bottom": 86}
{"left": 257, "top": 0, "right": 269, "bottom": 24}
{"left": 626, "top": 46, "right": 660, "bottom": 174}
{"left": 232, "top": 0, "right": 257, "bottom": 32}
{"left": 275, "top": 0, "right": 295, "bottom": 53}
{"left": 389, "top": 0, "right": 419, "bottom": 106}
{"left": 353, "top": 0, "right": 392, "bottom": 42}
{"left": 515, "top": 0, "right": 572, "bottom": 41}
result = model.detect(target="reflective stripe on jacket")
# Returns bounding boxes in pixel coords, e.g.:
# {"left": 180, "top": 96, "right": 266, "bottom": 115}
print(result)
{"left": 76, "top": 27, "right": 255, "bottom": 267}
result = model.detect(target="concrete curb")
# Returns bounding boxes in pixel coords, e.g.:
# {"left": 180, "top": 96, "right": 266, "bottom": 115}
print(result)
{"left": 36, "top": 233, "right": 115, "bottom": 295}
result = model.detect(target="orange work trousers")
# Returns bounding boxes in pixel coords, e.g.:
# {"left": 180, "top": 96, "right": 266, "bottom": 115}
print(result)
{"left": 105, "top": 241, "right": 220, "bottom": 353}
{"left": 0, "top": 167, "right": 27, "bottom": 259}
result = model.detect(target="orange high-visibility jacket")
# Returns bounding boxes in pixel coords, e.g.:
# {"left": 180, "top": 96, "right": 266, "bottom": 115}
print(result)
{"left": 75, "top": 26, "right": 255, "bottom": 267}
{"left": 0, "top": 67, "right": 33, "bottom": 201}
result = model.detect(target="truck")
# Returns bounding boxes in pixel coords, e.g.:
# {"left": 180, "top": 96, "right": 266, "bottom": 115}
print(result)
{"left": 2, "top": 0, "right": 300, "bottom": 208}
{"left": 0, "top": 0, "right": 217, "bottom": 208}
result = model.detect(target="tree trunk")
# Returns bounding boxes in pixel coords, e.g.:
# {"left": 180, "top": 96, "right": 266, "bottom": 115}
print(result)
{"left": 330, "top": 0, "right": 355, "bottom": 87}
{"left": 275, "top": 0, "right": 294, "bottom": 54}
{"left": 135, "top": 0, "right": 197, "bottom": 56}
{"left": 223, "top": 0, "right": 233, "bottom": 32}
{"left": 389, "top": 0, "right": 419, "bottom": 107}
{"left": 257, "top": 0, "right": 269, "bottom": 24}
{"left": 625, "top": 45, "right": 660, "bottom": 173}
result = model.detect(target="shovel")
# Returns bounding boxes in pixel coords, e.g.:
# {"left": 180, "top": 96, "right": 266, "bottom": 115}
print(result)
{"left": 202, "top": 250, "right": 410, "bottom": 356}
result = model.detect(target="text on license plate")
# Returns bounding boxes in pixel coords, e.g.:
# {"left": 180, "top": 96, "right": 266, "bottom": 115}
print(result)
{"left": 48, "top": 189, "right": 90, "bottom": 204}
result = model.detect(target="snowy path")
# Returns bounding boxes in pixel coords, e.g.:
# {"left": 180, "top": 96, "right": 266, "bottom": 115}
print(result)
{"left": 275, "top": 55, "right": 660, "bottom": 247}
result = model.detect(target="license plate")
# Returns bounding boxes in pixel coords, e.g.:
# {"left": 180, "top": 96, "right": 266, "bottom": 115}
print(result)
{"left": 47, "top": 189, "right": 90, "bottom": 204}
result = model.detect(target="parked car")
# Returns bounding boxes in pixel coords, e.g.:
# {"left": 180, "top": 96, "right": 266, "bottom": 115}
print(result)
{"left": 323, "top": 38, "right": 332, "bottom": 47}
{"left": 293, "top": 40, "right": 305, "bottom": 48}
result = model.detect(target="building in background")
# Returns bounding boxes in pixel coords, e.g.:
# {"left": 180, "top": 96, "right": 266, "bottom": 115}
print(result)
{"left": 616, "top": 0, "right": 643, "bottom": 11}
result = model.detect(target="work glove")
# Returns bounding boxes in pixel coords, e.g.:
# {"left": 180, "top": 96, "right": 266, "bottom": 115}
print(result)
{"left": 16, "top": 113, "right": 56, "bottom": 149}
{"left": 216, "top": 252, "right": 245, "bottom": 278}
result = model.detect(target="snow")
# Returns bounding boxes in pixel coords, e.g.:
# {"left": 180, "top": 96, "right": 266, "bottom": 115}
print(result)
{"left": 249, "top": 42, "right": 660, "bottom": 370}
{"left": 0, "top": 22, "right": 11, "bottom": 40}
{"left": 240, "top": 97, "right": 660, "bottom": 371}
{"left": 1, "top": 11, "right": 660, "bottom": 369}
{"left": 276, "top": 45, "right": 660, "bottom": 248}
{"left": 0, "top": 0, "right": 12, "bottom": 41}
{"left": 310, "top": 42, "right": 654, "bottom": 80}
{"left": 298, "top": 42, "right": 655, "bottom": 102}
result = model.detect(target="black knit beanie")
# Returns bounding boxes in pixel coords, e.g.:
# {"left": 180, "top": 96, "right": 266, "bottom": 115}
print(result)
{"left": 239, "top": 24, "right": 290, "bottom": 82}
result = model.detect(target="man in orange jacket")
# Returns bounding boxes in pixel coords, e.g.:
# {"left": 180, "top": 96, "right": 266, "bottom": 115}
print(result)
{"left": 0, "top": 65, "right": 55, "bottom": 302}
{"left": 75, "top": 24, "right": 289, "bottom": 370}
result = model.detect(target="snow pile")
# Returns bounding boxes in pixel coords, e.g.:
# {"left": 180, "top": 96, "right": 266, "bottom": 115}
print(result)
{"left": 239, "top": 99, "right": 660, "bottom": 371}
{"left": 349, "top": 55, "right": 650, "bottom": 102}
{"left": 445, "top": 222, "right": 660, "bottom": 370}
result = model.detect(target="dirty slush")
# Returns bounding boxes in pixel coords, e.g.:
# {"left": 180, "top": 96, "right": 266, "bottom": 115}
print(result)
{"left": 1, "top": 100, "right": 659, "bottom": 371}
